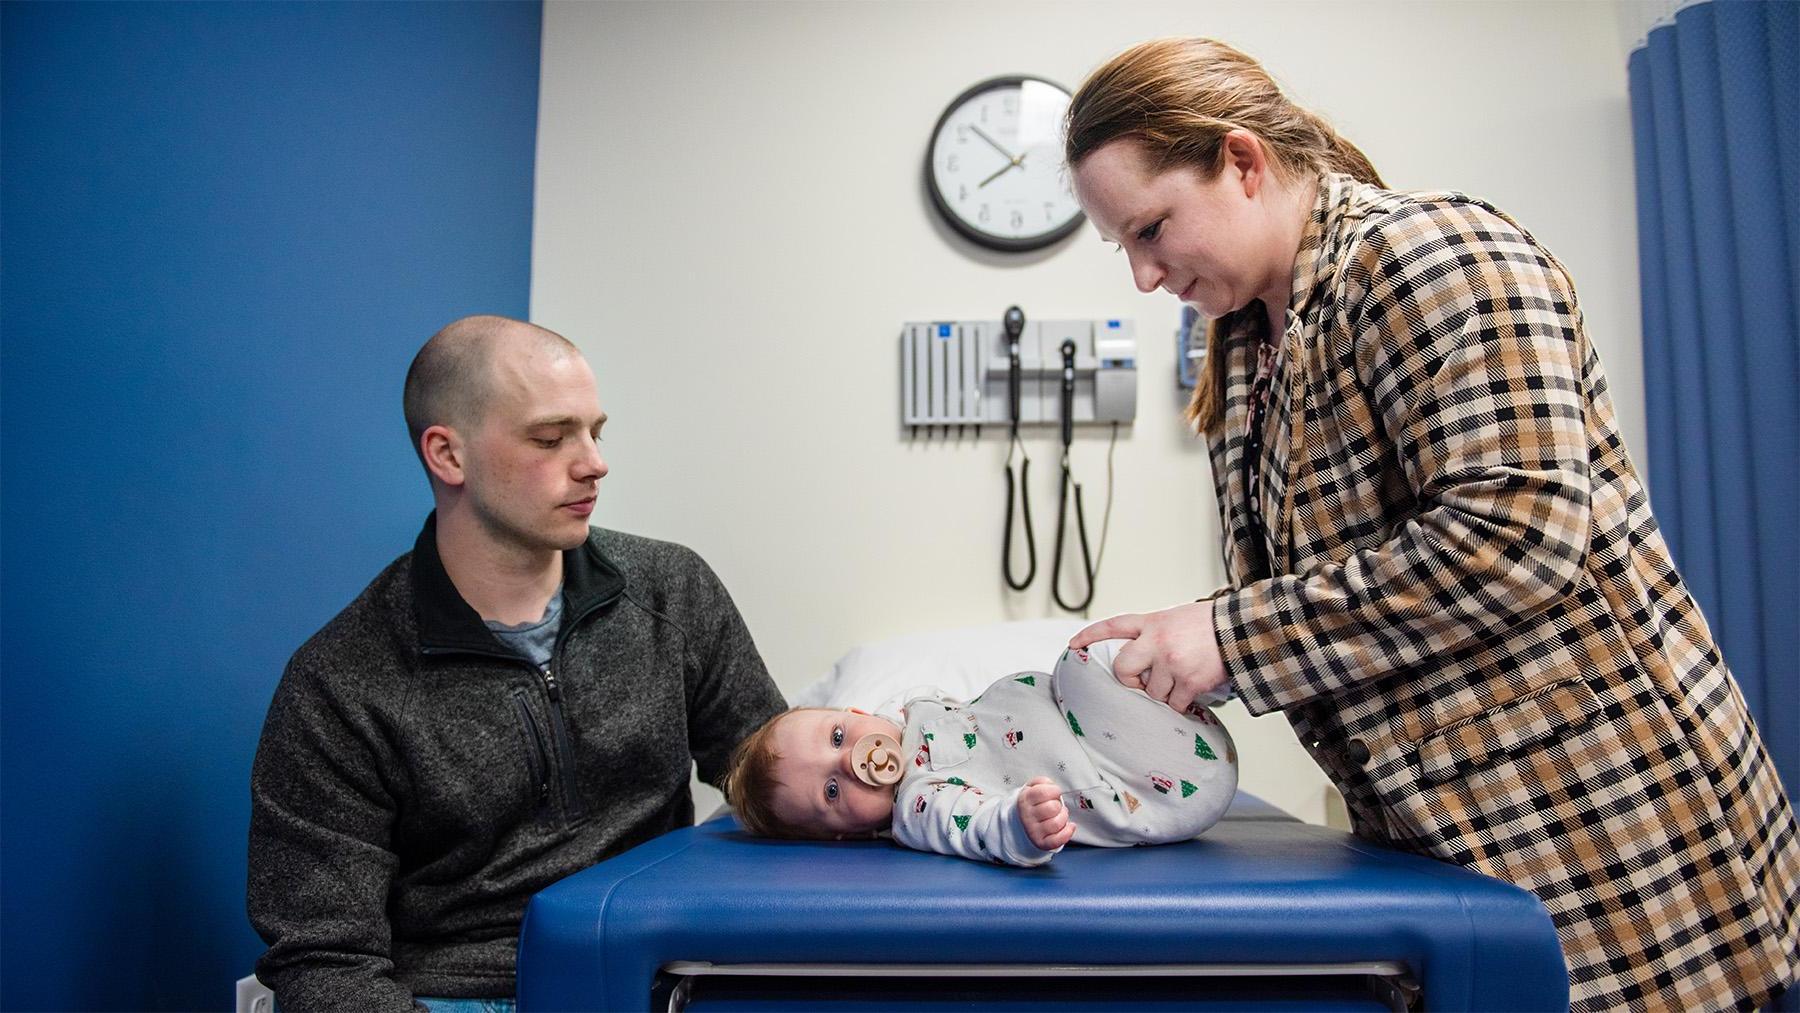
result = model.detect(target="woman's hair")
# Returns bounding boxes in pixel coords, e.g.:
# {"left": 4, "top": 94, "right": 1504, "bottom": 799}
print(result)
{"left": 724, "top": 708, "right": 832, "bottom": 840}
{"left": 1064, "top": 38, "right": 1385, "bottom": 433}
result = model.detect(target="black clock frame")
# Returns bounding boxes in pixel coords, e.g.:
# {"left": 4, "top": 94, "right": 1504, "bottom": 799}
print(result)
{"left": 923, "top": 74, "right": 1087, "bottom": 253}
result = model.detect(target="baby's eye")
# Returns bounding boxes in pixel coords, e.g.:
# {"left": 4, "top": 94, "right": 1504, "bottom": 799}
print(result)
{"left": 825, "top": 778, "right": 839, "bottom": 802}
{"left": 831, "top": 726, "right": 844, "bottom": 748}
{"left": 1137, "top": 219, "right": 1163, "bottom": 242}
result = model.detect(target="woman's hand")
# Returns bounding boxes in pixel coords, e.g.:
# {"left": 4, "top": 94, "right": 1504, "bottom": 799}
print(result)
{"left": 1018, "top": 777, "right": 1075, "bottom": 852}
{"left": 1072, "top": 602, "right": 1227, "bottom": 714}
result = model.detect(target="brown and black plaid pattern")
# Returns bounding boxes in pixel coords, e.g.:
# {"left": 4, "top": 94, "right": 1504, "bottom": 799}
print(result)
{"left": 1208, "top": 174, "right": 1798, "bottom": 1010}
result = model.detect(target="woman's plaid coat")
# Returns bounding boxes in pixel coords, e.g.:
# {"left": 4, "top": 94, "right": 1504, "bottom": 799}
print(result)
{"left": 1209, "top": 174, "right": 1798, "bottom": 1011}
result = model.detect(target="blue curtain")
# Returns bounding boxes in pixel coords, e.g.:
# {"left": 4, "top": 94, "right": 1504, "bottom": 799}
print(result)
{"left": 1629, "top": 0, "right": 1798, "bottom": 822}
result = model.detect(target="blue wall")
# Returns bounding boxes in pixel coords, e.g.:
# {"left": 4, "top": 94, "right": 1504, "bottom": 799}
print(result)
{"left": 1, "top": 4, "right": 542, "bottom": 1008}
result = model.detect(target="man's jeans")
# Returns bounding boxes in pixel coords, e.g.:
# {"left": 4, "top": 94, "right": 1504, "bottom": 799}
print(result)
{"left": 416, "top": 998, "right": 516, "bottom": 1013}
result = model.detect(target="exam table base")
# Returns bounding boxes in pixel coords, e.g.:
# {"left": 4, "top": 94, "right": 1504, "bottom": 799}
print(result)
{"left": 653, "top": 961, "right": 1420, "bottom": 1012}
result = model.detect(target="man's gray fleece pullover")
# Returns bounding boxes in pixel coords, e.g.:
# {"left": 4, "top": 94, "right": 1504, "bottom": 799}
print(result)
{"left": 247, "top": 516, "right": 786, "bottom": 1011}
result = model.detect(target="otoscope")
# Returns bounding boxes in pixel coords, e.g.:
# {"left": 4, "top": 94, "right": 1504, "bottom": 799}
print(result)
{"left": 1051, "top": 337, "right": 1096, "bottom": 613}
{"left": 1001, "top": 305, "right": 1036, "bottom": 591}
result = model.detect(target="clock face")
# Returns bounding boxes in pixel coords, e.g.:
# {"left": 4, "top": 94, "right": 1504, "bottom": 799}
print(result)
{"left": 927, "top": 76, "right": 1085, "bottom": 252}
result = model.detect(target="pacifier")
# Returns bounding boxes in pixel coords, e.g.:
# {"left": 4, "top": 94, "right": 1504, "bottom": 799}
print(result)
{"left": 849, "top": 732, "right": 903, "bottom": 787}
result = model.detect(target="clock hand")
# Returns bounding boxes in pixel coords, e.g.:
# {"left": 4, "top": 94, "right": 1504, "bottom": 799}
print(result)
{"left": 979, "top": 149, "right": 1033, "bottom": 189}
{"left": 969, "top": 125, "right": 1019, "bottom": 163}
{"left": 979, "top": 161, "right": 1019, "bottom": 188}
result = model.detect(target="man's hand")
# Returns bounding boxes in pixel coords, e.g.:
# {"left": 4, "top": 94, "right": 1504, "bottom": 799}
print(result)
{"left": 1019, "top": 777, "right": 1075, "bottom": 852}
{"left": 1072, "top": 601, "right": 1227, "bottom": 715}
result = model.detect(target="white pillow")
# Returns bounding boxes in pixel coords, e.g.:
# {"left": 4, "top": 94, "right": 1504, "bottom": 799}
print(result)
{"left": 791, "top": 618, "right": 1090, "bottom": 710}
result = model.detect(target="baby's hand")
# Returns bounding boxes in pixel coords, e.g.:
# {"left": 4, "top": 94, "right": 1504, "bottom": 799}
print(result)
{"left": 1018, "top": 777, "right": 1075, "bottom": 852}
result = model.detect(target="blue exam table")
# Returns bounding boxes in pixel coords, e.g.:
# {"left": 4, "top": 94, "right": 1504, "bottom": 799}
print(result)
{"left": 517, "top": 792, "right": 1569, "bottom": 1011}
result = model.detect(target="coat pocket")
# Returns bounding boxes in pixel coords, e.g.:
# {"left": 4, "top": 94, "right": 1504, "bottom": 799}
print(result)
{"left": 1416, "top": 678, "right": 1601, "bottom": 786}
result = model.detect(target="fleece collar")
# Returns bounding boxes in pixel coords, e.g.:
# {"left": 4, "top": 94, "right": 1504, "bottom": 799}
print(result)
{"left": 409, "top": 512, "right": 626, "bottom": 657}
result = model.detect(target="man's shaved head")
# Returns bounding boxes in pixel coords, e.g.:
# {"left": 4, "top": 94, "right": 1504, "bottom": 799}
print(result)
{"left": 403, "top": 315, "right": 579, "bottom": 464}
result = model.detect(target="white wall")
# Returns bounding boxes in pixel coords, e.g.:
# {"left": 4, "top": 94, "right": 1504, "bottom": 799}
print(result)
{"left": 531, "top": 0, "right": 1641, "bottom": 825}
{"left": 1614, "top": 0, "right": 1690, "bottom": 56}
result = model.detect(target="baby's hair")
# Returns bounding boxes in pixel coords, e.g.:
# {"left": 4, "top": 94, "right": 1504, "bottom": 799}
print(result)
{"left": 725, "top": 708, "right": 835, "bottom": 840}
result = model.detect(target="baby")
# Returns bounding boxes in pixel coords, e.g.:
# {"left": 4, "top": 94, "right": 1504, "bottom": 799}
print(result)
{"left": 725, "top": 641, "right": 1238, "bottom": 866}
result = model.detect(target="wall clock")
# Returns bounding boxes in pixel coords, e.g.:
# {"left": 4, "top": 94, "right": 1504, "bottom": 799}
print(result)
{"left": 925, "top": 75, "right": 1085, "bottom": 252}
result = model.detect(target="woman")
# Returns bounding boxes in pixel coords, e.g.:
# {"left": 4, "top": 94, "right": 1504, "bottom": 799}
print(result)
{"left": 1064, "top": 37, "right": 1797, "bottom": 1011}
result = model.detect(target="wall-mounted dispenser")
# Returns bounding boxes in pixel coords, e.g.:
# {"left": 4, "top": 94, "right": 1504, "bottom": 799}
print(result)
{"left": 1177, "top": 304, "right": 1206, "bottom": 390}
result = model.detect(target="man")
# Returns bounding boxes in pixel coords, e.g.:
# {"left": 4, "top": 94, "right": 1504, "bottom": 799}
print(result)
{"left": 248, "top": 316, "right": 786, "bottom": 1011}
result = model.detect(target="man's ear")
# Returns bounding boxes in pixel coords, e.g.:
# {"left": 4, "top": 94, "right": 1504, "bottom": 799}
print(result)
{"left": 1221, "top": 128, "right": 1269, "bottom": 199}
{"left": 420, "top": 424, "right": 467, "bottom": 488}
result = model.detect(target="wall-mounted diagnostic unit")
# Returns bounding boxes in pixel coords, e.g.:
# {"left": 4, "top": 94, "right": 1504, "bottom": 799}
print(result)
{"left": 899, "top": 317, "right": 1136, "bottom": 431}
{"left": 900, "top": 309, "right": 1135, "bottom": 614}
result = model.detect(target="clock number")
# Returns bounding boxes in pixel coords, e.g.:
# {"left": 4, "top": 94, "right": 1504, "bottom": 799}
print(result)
{"left": 947, "top": 154, "right": 959, "bottom": 172}
{"left": 1044, "top": 202, "right": 1055, "bottom": 221}
{"left": 959, "top": 185, "right": 968, "bottom": 202}
{"left": 956, "top": 125, "right": 968, "bottom": 144}
{"left": 1010, "top": 210, "right": 1024, "bottom": 230}
{"left": 978, "top": 204, "right": 990, "bottom": 224}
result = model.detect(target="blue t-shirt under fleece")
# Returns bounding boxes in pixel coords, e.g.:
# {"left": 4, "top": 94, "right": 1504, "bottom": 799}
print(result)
{"left": 484, "top": 588, "right": 564, "bottom": 670}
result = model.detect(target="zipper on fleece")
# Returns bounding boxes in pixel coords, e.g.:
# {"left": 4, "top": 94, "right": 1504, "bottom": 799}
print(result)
{"left": 421, "top": 588, "right": 617, "bottom": 829}
{"left": 510, "top": 688, "right": 552, "bottom": 810}
{"left": 539, "top": 663, "right": 587, "bottom": 823}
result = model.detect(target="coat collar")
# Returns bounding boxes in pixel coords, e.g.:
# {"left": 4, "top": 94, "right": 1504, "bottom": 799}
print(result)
{"left": 1285, "top": 172, "right": 1360, "bottom": 332}
{"left": 1217, "top": 173, "right": 1363, "bottom": 583}
{"left": 409, "top": 512, "right": 627, "bottom": 657}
